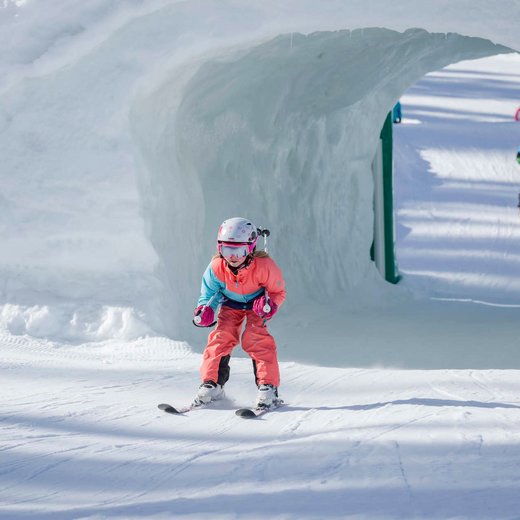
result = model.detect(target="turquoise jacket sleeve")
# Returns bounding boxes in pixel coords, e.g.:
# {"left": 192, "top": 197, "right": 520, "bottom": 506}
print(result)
{"left": 198, "top": 262, "right": 225, "bottom": 310}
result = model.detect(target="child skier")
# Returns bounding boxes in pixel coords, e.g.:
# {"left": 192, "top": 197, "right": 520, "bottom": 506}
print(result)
{"left": 192, "top": 217, "right": 286, "bottom": 409}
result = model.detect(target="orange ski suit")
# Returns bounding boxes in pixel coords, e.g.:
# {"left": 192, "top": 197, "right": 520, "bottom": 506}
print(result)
{"left": 198, "top": 254, "right": 286, "bottom": 387}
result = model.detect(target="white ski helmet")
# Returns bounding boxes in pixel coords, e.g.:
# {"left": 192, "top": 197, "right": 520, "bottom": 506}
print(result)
{"left": 217, "top": 217, "right": 258, "bottom": 246}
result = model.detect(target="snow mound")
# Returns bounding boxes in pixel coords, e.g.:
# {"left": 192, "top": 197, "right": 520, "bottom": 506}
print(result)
{"left": 0, "top": 303, "right": 152, "bottom": 342}
{"left": 0, "top": 0, "right": 514, "bottom": 343}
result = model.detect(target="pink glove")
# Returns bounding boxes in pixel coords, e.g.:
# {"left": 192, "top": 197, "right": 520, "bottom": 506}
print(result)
{"left": 253, "top": 295, "right": 278, "bottom": 320}
{"left": 193, "top": 305, "right": 215, "bottom": 327}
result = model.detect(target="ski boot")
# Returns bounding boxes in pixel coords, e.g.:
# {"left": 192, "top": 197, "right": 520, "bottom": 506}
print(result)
{"left": 255, "top": 384, "right": 278, "bottom": 408}
{"left": 193, "top": 380, "right": 224, "bottom": 406}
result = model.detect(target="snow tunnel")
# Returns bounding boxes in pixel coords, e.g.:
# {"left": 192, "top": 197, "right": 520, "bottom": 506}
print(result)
{"left": 130, "top": 28, "right": 510, "bottom": 340}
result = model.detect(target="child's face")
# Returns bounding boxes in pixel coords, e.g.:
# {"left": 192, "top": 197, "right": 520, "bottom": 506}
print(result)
{"left": 226, "top": 256, "right": 247, "bottom": 268}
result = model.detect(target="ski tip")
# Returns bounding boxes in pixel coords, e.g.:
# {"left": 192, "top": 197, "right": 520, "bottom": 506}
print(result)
{"left": 235, "top": 408, "right": 258, "bottom": 418}
{"left": 158, "top": 403, "right": 181, "bottom": 414}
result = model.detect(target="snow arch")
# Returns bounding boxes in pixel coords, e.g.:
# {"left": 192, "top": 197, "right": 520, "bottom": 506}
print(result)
{"left": 130, "top": 28, "right": 508, "bottom": 339}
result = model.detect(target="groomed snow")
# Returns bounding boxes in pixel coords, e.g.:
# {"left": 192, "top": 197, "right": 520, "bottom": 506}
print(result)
{"left": 2, "top": 333, "right": 520, "bottom": 519}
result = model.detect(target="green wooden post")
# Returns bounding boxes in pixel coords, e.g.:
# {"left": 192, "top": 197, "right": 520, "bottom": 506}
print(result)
{"left": 380, "top": 112, "right": 399, "bottom": 283}
{"left": 373, "top": 112, "right": 400, "bottom": 284}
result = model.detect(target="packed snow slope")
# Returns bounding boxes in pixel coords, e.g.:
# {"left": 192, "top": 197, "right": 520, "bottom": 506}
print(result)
{"left": 0, "top": 0, "right": 519, "bottom": 349}
{"left": 2, "top": 334, "right": 520, "bottom": 519}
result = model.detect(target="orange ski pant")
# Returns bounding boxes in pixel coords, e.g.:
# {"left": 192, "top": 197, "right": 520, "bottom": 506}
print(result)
{"left": 200, "top": 306, "right": 280, "bottom": 387}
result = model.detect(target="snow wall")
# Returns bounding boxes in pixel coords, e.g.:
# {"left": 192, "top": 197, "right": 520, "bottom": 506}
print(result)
{"left": 0, "top": 1, "right": 517, "bottom": 345}
{"left": 130, "top": 28, "right": 508, "bottom": 344}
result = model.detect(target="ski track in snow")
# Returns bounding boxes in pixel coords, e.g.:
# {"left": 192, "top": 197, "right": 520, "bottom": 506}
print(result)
{"left": 2, "top": 333, "right": 520, "bottom": 518}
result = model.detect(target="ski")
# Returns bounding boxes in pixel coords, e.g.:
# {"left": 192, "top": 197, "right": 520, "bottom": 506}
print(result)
{"left": 235, "top": 399, "right": 285, "bottom": 419}
{"left": 159, "top": 398, "right": 285, "bottom": 417}
{"left": 157, "top": 402, "right": 206, "bottom": 414}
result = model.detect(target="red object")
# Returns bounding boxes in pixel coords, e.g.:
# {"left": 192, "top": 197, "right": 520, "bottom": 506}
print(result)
{"left": 200, "top": 306, "right": 280, "bottom": 386}
{"left": 515, "top": 107, "right": 520, "bottom": 121}
{"left": 253, "top": 295, "right": 278, "bottom": 319}
{"left": 194, "top": 305, "right": 215, "bottom": 327}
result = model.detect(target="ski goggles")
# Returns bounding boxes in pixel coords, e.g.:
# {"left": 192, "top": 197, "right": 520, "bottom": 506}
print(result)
{"left": 218, "top": 242, "right": 254, "bottom": 260}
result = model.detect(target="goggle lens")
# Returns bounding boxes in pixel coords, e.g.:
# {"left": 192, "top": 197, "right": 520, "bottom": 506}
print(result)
{"left": 220, "top": 243, "right": 249, "bottom": 260}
